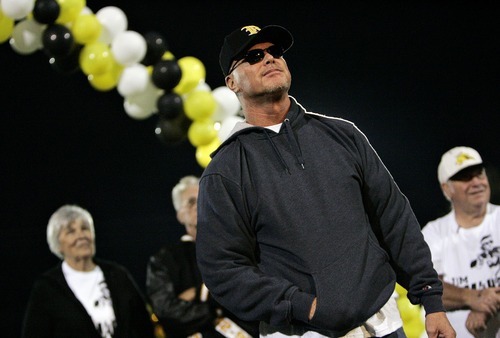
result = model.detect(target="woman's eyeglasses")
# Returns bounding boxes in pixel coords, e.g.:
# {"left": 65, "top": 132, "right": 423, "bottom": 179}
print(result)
{"left": 228, "top": 45, "right": 284, "bottom": 74}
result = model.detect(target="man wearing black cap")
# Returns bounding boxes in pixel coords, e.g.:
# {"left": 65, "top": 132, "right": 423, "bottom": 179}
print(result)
{"left": 423, "top": 146, "right": 500, "bottom": 337}
{"left": 196, "top": 24, "right": 455, "bottom": 337}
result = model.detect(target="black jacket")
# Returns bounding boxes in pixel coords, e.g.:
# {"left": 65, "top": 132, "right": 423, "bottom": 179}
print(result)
{"left": 196, "top": 97, "right": 444, "bottom": 336}
{"left": 22, "top": 258, "right": 155, "bottom": 338}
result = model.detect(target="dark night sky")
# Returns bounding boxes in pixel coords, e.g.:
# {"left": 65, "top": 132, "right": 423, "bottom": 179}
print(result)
{"left": 1, "top": 1, "right": 499, "bottom": 336}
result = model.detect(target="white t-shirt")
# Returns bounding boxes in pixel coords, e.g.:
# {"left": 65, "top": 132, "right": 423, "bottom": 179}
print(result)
{"left": 62, "top": 262, "right": 117, "bottom": 337}
{"left": 422, "top": 203, "right": 500, "bottom": 338}
{"left": 265, "top": 123, "right": 282, "bottom": 133}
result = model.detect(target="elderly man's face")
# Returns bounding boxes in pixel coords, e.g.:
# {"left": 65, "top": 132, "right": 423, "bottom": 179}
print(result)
{"left": 177, "top": 185, "right": 199, "bottom": 240}
{"left": 444, "top": 167, "right": 490, "bottom": 209}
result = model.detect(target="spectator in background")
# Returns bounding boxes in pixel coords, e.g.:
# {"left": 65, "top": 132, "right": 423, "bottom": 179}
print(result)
{"left": 422, "top": 146, "right": 500, "bottom": 337}
{"left": 22, "top": 204, "right": 155, "bottom": 338}
{"left": 146, "top": 175, "right": 258, "bottom": 338}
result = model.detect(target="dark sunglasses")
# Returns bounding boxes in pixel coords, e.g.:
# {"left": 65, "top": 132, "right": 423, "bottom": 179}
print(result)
{"left": 228, "top": 45, "right": 284, "bottom": 74}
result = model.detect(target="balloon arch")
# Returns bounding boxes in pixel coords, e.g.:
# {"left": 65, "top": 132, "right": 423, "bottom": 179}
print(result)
{"left": 0, "top": 0, "right": 243, "bottom": 168}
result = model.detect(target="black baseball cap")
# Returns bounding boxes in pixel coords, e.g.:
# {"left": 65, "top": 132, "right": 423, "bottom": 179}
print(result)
{"left": 219, "top": 25, "right": 294, "bottom": 76}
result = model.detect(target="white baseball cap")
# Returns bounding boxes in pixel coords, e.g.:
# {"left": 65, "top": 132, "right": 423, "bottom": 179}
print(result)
{"left": 437, "top": 146, "right": 483, "bottom": 184}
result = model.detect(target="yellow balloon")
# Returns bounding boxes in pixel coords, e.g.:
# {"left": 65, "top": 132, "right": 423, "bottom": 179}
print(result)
{"left": 0, "top": 11, "right": 14, "bottom": 43}
{"left": 88, "top": 62, "right": 123, "bottom": 91}
{"left": 395, "top": 283, "right": 407, "bottom": 297}
{"left": 196, "top": 137, "right": 221, "bottom": 168}
{"left": 397, "top": 296, "right": 421, "bottom": 323}
{"left": 188, "top": 118, "right": 217, "bottom": 147}
{"left": 71, "top": 13, "right": 102, "bottom": 44}
{"left": 56, "top": 0, "right": 86, "bottom": 24}
{"left": 403, "top": 316, "right": 425, "bottom": 338}
{"left": 161, "top": 51, "right": 175, "bottom": 60}
{"left": 79, "top": 41, "right": 114, "bottom": 75}
{"left": 184, "top": 90, "right": 216, "bottom": 121}
{"left": 174, "top": 56, "right": 206, "bottom": 94}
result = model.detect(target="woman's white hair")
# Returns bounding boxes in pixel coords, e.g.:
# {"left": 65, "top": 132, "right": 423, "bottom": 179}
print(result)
{"left": 172, "top": 175, "right": 199, "bottom": 211}
{"left": 46, "top": 204, "right": 95, "bottom": 259}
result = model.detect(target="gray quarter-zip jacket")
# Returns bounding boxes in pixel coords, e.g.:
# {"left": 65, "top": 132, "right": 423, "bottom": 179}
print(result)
{"left": 196, "top": 96, "right": 443, "bottom": 336}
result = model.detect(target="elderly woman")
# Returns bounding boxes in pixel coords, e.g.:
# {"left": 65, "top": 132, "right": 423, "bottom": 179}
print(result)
{"left": 22, "top": 204, "right": 155, "bottom": 338}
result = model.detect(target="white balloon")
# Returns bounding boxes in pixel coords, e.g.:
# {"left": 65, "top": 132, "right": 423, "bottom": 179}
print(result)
{"left": 81, "top": 7, "right": 93, "bottom": 15}
{"left": 218, "top": 115, "right": 244, "bottom": 142}
{"left": 96, "top": 6, "right": 128, "bottom": 44}
{"left": 117, "top": 63, "right": 150, "bottom": 97}
{"left": 111, "top": 30, "right": 147, "bottom": 66}
{"left": 1, "top": 0, "right": 35, "bottom": 20}
{"left": 123, "top": 84, "right": 160, "bottom": 120}
{"left": 211, "top": 86, "right": 241, "bottom": 122}
{"left": 194, "top": 81, "right": 212, "bottom": 92}
{"left": 9, "top": 19, "right": 45, "bottom": 55}
{"left": 123, "top": 98, "right": 155, "bottom": 120}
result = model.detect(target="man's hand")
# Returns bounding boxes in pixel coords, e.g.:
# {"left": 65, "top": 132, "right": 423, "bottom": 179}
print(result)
{"left": 178, "top": 287, "right": 196, "bottom": 301}
{"left": 425, "top": 311, "right": 456, "bottom": 338}
{"left": 466, "top": 310, "right": 489, "bottom": 338}
{"left": 468, "top": 287, "right": 500, "bottom": 315}
{"left": 309, "top": 297, "right": 317, "bottom": 320}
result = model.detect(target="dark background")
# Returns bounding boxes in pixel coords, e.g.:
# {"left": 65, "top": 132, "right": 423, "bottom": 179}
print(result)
{"left": 1, "top": 1, "right": 499, "bottom": 336}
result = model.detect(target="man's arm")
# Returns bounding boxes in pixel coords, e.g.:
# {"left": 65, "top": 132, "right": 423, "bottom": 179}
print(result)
{"left": 441, "top": 279, "right": 500, "bottom": 315}
{"left": 145, "top": 256, "right": 214, "bottom": 332}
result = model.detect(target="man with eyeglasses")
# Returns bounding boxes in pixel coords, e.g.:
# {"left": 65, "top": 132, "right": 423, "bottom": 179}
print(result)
{"left": 422, "top": 147, "right": 500, "bottom": 337}
{"left": 146, "top": 175, "right": 258, "bottom": 337}
{"left": 195, "top": 24, "right": 455, "bottom": 338}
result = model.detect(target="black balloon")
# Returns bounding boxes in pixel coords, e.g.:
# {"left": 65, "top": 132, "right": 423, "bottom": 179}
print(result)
{"left": 141, "top": 31, "right": 169, "bottom": 66}
{"left": 157, "top": 92, "right": 183, "bottom": 120}
{"left": 151, "top": 60, "right": 182, "bottom": 91}
{"left": 42, "top": 24, "right": 75, "bottom": 57}
{"left": 33, "top": 0, "right": 61, "bottom": 24}
{"left": 155, "top": 114, "right": 191, "bottom": 146}
{"left": 49, "top": 44, "right": 83, "bottom": 74}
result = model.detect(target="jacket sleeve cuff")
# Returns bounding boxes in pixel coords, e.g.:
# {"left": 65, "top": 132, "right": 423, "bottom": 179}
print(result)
{"left": 421, "top": 294, "right": 446, "bottom": 315}
{"left": 290, "top": 290, "right": 316, "bottom": 323}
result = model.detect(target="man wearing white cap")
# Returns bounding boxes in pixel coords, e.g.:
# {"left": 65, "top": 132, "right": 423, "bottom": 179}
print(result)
{"left": 422, "top": 146, "right": 500, "bottom": 337}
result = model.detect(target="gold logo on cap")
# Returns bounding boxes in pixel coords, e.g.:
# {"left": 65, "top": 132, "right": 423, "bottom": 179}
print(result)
{"left": 241, "top": 25, "right": 261, "bottom": 36}
{"left": 456, "top": 152, "right": 474, "bottom": 165}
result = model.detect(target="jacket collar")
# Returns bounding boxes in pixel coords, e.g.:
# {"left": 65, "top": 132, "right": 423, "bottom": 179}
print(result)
{"left": 211, "top": 96, "right": 304, "bottom": 157}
